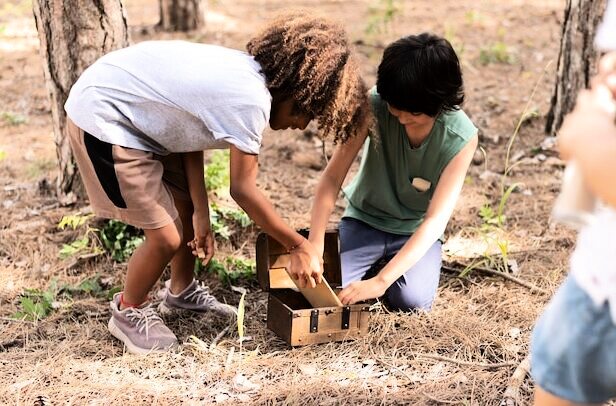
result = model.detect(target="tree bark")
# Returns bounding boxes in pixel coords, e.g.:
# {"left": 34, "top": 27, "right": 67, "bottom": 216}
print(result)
{"left": 32, "top": 0, "right": 129, "bottom": 204}
{"left": 158, "top": 0, "right": 206, "bottom": 32}
{"left": 545, "top": 0, "right": 606, "bottom": 136}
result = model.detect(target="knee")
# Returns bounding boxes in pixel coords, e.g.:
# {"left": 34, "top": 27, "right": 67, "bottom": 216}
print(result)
{"left": 146, "top": 226, "right": 183, "bottom": 255}
{"left": 386, "top": 285, "right": 436, "bottom": 312}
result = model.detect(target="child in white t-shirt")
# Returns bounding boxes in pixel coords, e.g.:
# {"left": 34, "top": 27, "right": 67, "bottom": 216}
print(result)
{"left": 531, "top": 2, "right": 616, "bottom": 402}
{"left": 64, "top": 12, "right": 370, "bottom": 354}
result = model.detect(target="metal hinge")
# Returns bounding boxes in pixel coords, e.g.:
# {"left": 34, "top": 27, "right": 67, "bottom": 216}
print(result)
{"left": 341, "top": 306, "right": 351, "bottom": 329}
{"left": 310, "top": 309, "right": 319, "bottom": 333}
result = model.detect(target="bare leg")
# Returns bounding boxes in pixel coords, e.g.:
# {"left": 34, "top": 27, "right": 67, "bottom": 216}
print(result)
{"left": 534, "top": 386, "right": 593, "bottom": 406}
{"left": 122, "top": 220, "right": 182, "bottom": 308}
{"left": 169, "top": 194, "right": 197, "bottom": 295}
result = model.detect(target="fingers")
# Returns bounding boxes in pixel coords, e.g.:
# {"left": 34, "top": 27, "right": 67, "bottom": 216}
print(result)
{"left": 338, "top": 284, "right": 357, "bottom": 305}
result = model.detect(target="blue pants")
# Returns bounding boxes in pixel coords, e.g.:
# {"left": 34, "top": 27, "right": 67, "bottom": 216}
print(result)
{"left": 339, "top": 217, "right": 442, "bottom": 311}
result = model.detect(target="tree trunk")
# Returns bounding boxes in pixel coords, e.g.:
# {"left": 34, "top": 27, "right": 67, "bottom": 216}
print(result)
{"left": 545, "top": 0, "right": 606, "bottom": 136}
{"left": 158, "top": 0, "right": 206, "bottom": 32}
{"left": 32, "top": 0, "right": 129, "bottom": 204}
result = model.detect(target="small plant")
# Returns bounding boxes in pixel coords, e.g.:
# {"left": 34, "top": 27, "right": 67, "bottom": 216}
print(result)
{"left": 1, "top": 111, "right": 27, "bottom": 126}
{"left": 98, "top": 220, "right": 144, "bottom": 262}
{"left": 461, "top": 63, "right": 552, "bottom": 278}
{"left": 464, "top": 10, "right": 484, "bottom": 25}
{"left": 26, "top": 158, "right": 55, "bottom": 179}
{"left": 196, "top": 256, "right": 256, "bottom": 286}
{"left": 210, "top": 202, "right": 252, "bottom": 240}
{"left": 0, "top": 149, "right": 6, "bottom": 161}
{"left": 60, "top": 275, "right": 104, "bottom": 297}
{"left": 57, "top": 214, "right": 100, "bottom": 259}
{"left": 12, "top": 281, "right": 58, "bottom": 321}
{"left": 205, "top": 150, "right": 230, "bottom": 191}
{"left": 479, "top": 42, "right": 515, "bottom": 65}
{"left": 444, "top": 26, "right": 466, "bottom": 60}
{"left": 365, "top": 0, "right": 400, "bottom": 35}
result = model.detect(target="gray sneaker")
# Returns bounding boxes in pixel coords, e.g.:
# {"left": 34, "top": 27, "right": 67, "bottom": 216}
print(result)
{"left": 158, "top": 279, "right": 237, "bottom": 317}
{"left": 108, "top": 293, "right": 178, "bottom": 354}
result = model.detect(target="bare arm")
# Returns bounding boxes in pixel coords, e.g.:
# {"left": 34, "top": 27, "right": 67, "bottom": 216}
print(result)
{"left": 338, "top": 134, "right": 478, "bottom": 305}
{"left": 182, "top": 151, "right": 214, "bottom": 261}
{"left": 182, "top": 151, "right": 209, "bottom": 212}
{"left": 229, "top": 145, "right": 322, "bottom": 287}
{"left": 558, "top": 87, "right": 616, "bottom": 206}
{"left": 308, "top": 130, "right": 369, "bottom": 255}
{"left": 559, "top": 52, "right": 616, "bottom": 207}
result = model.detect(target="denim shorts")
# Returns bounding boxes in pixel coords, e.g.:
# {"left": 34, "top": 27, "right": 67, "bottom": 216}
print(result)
{"left": 531, "top": 276, "right": 616, "bottom": 403}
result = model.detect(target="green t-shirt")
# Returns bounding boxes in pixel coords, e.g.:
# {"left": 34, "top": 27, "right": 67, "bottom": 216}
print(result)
{"left": 343, "top": 87, "right": 477, "bottom": 235}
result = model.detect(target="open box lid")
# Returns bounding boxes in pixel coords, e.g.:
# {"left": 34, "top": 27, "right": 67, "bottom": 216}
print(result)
{"left": 255, "top": 229, "right": 342, "bottom": 292}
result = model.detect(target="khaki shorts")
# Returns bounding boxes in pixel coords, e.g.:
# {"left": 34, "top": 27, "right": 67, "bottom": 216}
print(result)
{"left": 67, "top": 119, "right": 191, "bottom": 229}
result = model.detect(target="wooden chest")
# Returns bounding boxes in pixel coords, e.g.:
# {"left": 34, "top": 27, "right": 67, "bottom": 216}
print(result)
{"left": 256, "top": 230, "right": 371, "bottom": 346}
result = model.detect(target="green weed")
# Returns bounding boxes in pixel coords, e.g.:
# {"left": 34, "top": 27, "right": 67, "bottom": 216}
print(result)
{"left": 26, "top": 158, "right": 55, "bottom": 179}
{"left": 12, "top": 281, "right": 58, "bottom": 321}
{"left": 205, "top": 150, "right": 230, "bottom": 191}
{"left": 365, "top": 0, "right": 400, "bottom": 35}
{"left": 98, "top": 220, "right": 144, "bottom": 262}
{"left": 0, "top": 149, "right": 6, "bottom": 161}
{"left": 57, "top": 214, "right": 101, "bottom": 259}
{"left": 464, "top": 10, "right": 484, "bottom": 25}
{"left": 196, "top": 256, "right": 256, "bottom": 286}
{"left": 210, "top": 202, "right": 252, "bottom": 240}
{"left": 462, "top": 63, "right": 552, "bottom": 278}
{"left": 479, "top": 42, "right": 515, "bottom": 65}
{"left": 1, "top": 111, "right": 27, "bottom": 126}
{"left": 444, "top": 26, "right": 466, "bottom": 60}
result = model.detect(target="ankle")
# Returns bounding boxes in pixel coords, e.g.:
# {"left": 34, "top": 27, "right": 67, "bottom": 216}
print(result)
{"left": 169, "top": 278, "right": 194, "bottom": 296}
{"left": 120, "top": 293, "right": 146, "bottom": 310}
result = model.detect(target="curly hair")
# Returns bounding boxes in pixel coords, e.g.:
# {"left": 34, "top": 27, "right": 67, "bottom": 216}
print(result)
{"left": 246, "top": 11, "right": 371, "bottom": 144}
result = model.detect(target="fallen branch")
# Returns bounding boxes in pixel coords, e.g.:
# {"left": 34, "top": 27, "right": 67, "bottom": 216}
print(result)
{"left": 500, "top": 354, "right": 531, "bottom": 406}
{"left": 0, "top": 316, "right": 36, "bottom": 325}
{"left": 64, "top": 252, "right": 103, "bottom": 271}
{"left": 210, "top": 324, "right": 232, "bottom": 350}
{"left": 442, "top": 261, "right": 548, "bottom": 295}
{"left": 417, "top": 353, "right": 516, "bottom": 369}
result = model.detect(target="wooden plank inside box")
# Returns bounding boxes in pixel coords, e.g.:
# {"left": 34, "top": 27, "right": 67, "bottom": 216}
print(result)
{"left": 256, "top": 229, "right": 370, "bottom": 346}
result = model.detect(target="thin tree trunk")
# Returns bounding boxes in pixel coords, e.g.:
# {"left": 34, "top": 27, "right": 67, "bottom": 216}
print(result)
{"left": 32, "top": 0, "right": 129, "bottom": 204}
{"left": 158, "top": 0, "right": 206, "bottom": 32}
{"left": 545, "top": 0, "right": 606, "bottom": 136}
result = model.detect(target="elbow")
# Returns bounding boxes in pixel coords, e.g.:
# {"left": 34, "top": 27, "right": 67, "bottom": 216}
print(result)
{"left": 230, "top": 183, "right": 250, "bottom": 207}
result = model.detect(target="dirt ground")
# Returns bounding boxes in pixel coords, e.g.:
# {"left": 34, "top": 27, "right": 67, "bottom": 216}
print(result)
{"left": 0, "top": 0, "right": 604, "bottom": 404}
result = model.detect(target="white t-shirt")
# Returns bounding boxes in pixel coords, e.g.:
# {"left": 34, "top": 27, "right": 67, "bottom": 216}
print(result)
{"left": 571, "top": 207, "right": 616, "bottom": 323}
{"left": 596, "top": 0, "right": 616, "bottom": 51}
{"left": 65, "top": 41, "right": 271, "bottom": 155}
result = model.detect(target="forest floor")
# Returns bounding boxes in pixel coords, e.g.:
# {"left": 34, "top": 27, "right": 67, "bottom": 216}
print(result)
{"left": 0, "top": 0, "right": 603, "bottom": 404}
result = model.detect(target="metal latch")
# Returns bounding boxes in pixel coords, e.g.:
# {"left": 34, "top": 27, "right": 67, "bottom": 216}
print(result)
{"left": 310, "top": 309, "right": 319, "bottom": 333}
{"left": 341, "top": 306, "right": 351, "bottom": 329}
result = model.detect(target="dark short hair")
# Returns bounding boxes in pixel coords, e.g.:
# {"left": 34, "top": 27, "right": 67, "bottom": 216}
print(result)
{"left": 376, "top": 33, "right": 464, "bottom": 117}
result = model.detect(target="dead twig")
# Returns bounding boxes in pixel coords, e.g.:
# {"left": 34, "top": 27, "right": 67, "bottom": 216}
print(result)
{"left": 442, "top": 262, "right": 549, "bottom": 295}
{"left": 422, "top": 392, "right": 461, "bottom": 404}
{"left": 417, "top": 353, "right": 517, "bottom": 369}
{"left": 500, "top": 354, "right": 531, "bottom": 406}
{"left": 0, "top": 316, "right": 36, "bottom": 325}
{"left": 63, "top": 252, "right": 103, "bottom": 271}
{"left": 210, "top": 324, "right": 232, "bottom": 350}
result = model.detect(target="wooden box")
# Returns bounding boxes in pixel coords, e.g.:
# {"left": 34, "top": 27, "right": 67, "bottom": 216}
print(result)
{"left": 256, "top": 230, "right": 371, "bottom": 346}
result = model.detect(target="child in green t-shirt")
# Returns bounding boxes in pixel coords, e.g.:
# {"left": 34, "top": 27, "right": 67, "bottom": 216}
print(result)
{"left": 309, "top": 33, "right": 478, "bottom": 311}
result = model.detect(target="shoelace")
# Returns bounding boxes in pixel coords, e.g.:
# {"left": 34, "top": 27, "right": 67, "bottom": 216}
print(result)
{"left": 184, "top": 283, "right": 219, "bottom": 307}
{"left": 126, "top": 305, "right": 163, "bottom": 340}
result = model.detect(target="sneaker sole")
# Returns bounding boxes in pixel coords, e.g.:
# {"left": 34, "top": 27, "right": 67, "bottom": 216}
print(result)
{"left": 158, "top": 301, "right": 237, "bottom": 318}
{"left": 107, "top": 317, "right": 176, "bottom": 355}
